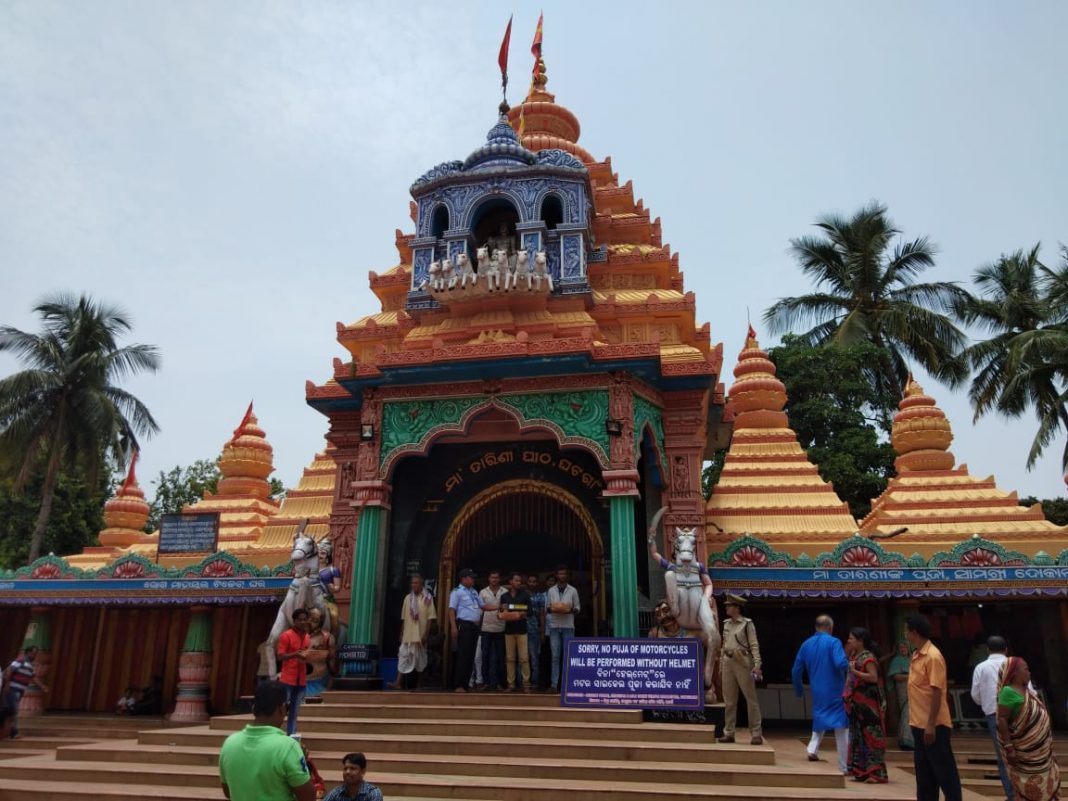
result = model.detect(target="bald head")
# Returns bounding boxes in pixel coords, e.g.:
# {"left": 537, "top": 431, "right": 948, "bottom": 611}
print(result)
{"left": 815, "top": 615, "right": 834, "bottom": 633}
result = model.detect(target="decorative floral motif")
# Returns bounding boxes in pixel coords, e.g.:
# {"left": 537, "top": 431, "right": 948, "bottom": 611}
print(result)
{"left": 410, "top": 160, "right": 463, "bottom": 191}
{"left": 535, "top": 149, "right": 587, "bottom": 171}
{"left": 30, "top": 562, "right": 62, "bottom": 579}
{"left": 201, "top": 559, "right": 236, "bottom": 578}
{"left": 840, "top": 545, "right": 880, "bottom": 567}
{"left": 960, "top": 548, "right": 1001, "bottom": 567}
{"left": 112, "top": 561, "right": 145, "bottom": 578}
{"left": 731, "top": 545, "right": 770, "bottom": 567}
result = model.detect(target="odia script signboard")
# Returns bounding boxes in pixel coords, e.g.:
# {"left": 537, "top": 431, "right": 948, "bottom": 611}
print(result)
{"left": 158, "top": 513, "right": 220, "bottom": 554}
{"left": 562, "top": 637, "right": 704, "bottom": 710}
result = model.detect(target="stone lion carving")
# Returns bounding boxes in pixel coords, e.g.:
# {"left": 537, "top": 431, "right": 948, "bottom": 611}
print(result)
{"left": 648, "top": 507, "right": 721, "bottom": 702}
{"left": 532, "top": 250, "right": 552, "bottom": 291}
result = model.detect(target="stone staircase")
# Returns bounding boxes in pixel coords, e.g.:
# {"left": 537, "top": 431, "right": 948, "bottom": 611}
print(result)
{"left": 888, "top": 736, "right": 1068, "bottom": 798}
{"left": 0, "top": 692, "right": 917, "bottom": 800}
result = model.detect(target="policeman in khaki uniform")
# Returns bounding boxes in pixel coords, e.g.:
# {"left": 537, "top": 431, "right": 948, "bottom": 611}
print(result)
{"left": 717, "top": 592, "right": 764, "bottom": 745}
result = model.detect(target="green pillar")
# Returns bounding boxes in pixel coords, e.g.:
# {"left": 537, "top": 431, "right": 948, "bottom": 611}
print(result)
{"left": 181, "top": 608, "right": 213, "bottom": 654}
{"left": 348, "top": 505, "right": 383, "bottom": 643}
{"left": 610, "top": 495, "right": 639, "bottom": 638}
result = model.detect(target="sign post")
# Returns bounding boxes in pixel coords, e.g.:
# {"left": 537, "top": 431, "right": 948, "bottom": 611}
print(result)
{"left": 158, "top": 513, "right": 221, "bottom": 556}
{"left": 561, "top": 637, "right": 704, "bottom": 710}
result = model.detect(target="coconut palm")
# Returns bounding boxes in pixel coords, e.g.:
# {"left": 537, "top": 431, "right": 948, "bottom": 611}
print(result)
{"left": 0, "top": 294, "right": 160, "bottom": 562}
{"left": 764, "top": 202, "right": 969, "bottom": 401}
{"left": 951, "top": 244, "right": 1068, "bottom": 469}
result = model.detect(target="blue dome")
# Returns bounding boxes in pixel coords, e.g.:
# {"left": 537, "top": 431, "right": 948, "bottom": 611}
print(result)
{"left": 463, "top": 116, "right": 536, "bottom": 171}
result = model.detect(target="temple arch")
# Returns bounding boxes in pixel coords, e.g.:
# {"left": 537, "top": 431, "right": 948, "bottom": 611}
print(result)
{"left": 539, "top": 192, "right": 565, "bottom": 229}
{"left": 429, "top": 203, "right": 449, "bottom": 238}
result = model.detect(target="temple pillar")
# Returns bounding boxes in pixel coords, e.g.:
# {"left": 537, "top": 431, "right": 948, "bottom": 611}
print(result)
{"left": 604, "top": 470, "right": 640, "bottom": 638}
{"left": 170, "top": 606, "right": 212, "bottom": 722}
{"left": 17, "top": 607, "right": 52, "bottom": 718}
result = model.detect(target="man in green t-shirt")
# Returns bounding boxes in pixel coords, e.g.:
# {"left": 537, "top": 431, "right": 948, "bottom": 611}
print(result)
{"left": 220, "top": 681, "right": 315, "bottom": 801}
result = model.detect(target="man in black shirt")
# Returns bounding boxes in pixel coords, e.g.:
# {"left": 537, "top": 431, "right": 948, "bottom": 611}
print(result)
{"left": 499, "top": 572, "right": 533, "bottom": 692}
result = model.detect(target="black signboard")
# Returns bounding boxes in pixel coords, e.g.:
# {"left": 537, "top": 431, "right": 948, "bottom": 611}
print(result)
{"left": 158, "top": 513, "right": 220, "bottom": 554}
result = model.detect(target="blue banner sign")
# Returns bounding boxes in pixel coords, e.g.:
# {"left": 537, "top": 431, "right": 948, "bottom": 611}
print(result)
{"left": 711, "top": 566, "right": 1068, "bottom": 583}
{"left": 0, "top": 576, "right": 291, "bottom": 605}
{"left": 561, "top": 637, "right": 704, "bottom": 710}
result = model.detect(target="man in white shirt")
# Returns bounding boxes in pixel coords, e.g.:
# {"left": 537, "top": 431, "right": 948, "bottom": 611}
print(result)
{"left": 970, "top": 635, "right": 1014, "bottom": 800}
{"left": 546, "top": 565, "right": 580, "bottom": 693}
{"left": 478, "top": 571, "right": 506, "bottom": 691}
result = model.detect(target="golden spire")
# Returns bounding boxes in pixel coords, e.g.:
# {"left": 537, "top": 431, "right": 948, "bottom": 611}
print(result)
{"left": 891, "top": 376, "right": 955, "bottom": 472}
{"left": 727, "top": 326, "right": 788, "bottom": 430}
{"left": 98, "top": 452, "right": 150, "bottom": 547}
{"left": 218, "top": 403, "right": 274, "bottom": 498}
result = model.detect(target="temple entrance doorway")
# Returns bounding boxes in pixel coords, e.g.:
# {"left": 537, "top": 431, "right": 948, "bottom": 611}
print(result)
{"left": 381, "top": 424, "right": 611, "bottom": 688}
{"left": 439, "top": 480, "right": 605, "bottom": 639}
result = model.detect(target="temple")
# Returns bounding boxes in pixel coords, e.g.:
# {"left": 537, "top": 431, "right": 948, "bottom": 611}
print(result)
{"left": 1, "top": 55, "right": 1067, "bottom": 732}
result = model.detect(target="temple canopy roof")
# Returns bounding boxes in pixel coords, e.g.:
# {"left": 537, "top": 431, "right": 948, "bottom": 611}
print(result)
{"left": 705, "top": 328, "right": 858, "bottom": 555}
{"left": 859, "top": 377, "right": 1068, "bottom": 556}
{"left": 308, "top": 66, "right": 726, "bottom": 431}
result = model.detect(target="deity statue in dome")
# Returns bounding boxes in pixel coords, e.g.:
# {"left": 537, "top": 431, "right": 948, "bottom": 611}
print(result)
{"left": 485, "top": 222, "right": 518, "bottom": 271}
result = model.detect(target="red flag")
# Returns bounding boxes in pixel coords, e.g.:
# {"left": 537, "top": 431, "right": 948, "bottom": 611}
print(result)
{"left": 747, "top": 322, "right": 757, "bottom": 341}
{"left": 120, "top": 449, "right": 139, "bottom": 493}
{"left": 498, "top": 15, "right": 512, "bottom": 90}
{"left": 232, "top": 401, "right": 254, "bottom": 441}
{"left": 531, "top": 12, "right": 544, "bottom": 77}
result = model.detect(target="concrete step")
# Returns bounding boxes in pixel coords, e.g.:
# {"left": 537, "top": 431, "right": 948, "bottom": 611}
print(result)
{"left": 301, "top": 701, "right": 642, "bottom": 723}
{"left": 136, "top": 726, "right": 775, "bottom": 765}
{"left": 0, "top": 779, "right": 453, "bottom": 801}
{"left": 56, "top": 741, "right": 838, "bottom": 788}
{"left": 209, "top": 713, "right": 713, "bottom": 744}
{"left": 0, "top": 758, "right": 909, "bottom": 801}
{"left": 324, "top": 690, "right": 565, "bottom": 707}
{"left": 0, "top": 747, "right": 52, "bottom": 761}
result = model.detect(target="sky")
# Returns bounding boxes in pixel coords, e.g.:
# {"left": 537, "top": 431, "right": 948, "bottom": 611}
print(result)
{"left": 2, "top": 1, "right": 1066, "bottom": 503}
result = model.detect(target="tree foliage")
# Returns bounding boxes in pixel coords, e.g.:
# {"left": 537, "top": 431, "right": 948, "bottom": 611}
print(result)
{"left": 0, "top": 471, "right": 108, "bottom": 569}
{"left": 1018, "top": 496, "right": 1068, "bottom": 527}
{"left": 768, "top": 335, "right": 897, "bottom": 519}
{"left": 0, "top": 294, "right": 160, "bottom": 562}
{"left": 764, "top": 202, "right": 968, "bottom": 405}
{"left": 146, "top": 458, "right": 286, "bottom": 532}
{"left": 950, "top": 244, "right": 1068, "bottom": 470}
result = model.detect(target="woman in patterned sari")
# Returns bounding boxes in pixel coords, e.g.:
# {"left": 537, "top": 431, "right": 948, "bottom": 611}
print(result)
{"left": 844, "top": 627, "right": 888, "bottom": 783}
{"left": 996, "top": 657, "right": 1060, "bottom": 800}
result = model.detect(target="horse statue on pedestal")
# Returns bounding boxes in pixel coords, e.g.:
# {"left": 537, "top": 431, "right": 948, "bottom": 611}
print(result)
{"left": 456, "top": 252, "right": 477, "bottom": 288}
{"left": 648, "top": 507, "right": 721, "bottom": 701}
{"left": 532, "top": 251, "right": 552, "bottom": 291}
{"left": 264, "top": 519, "right": 331, "bottom": 680}
{"left": 506, "top": 249, "right": 533, "bottom": 291}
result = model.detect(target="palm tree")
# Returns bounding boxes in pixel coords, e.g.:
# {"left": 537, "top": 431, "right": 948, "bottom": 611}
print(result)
{"left": 0, "top": 294, "right": 160, "bottom": 562}
{"left": 951, "top": 244, "right": 1068, "bottom": 469}
{"left": 764, "top": 202, "right": 969, "bottom": 402}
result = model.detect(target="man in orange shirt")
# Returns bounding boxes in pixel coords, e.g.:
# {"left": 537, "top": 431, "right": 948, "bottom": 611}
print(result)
{"left": 277, "top": 608, "right": 311, "bottom": 736}
{"left": 905, "top": 614, "right": 962, "bottom": 801}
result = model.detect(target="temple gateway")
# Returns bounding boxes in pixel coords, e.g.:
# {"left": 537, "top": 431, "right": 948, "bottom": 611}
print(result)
{"left": 2, "top": 65, "right": 1067, "bottom": 729}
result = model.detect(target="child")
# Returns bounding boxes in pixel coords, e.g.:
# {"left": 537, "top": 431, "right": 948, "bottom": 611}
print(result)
{"left": 115, "top": 687, "right": 137, "bottom": 715}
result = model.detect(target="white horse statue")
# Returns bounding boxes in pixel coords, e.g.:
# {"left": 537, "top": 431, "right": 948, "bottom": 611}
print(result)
{"left": 456, "top": 252, "right": 477, "bottom": 288}
{"left": 506, "top": 249, "right": 533, "bottom": 291}
{"left": 532, "top": 250, "right": 552, "bottom": 291}
{"left": 441, "top": 254, "right": 457, "bottom": 290}
{"left": 265, "top": 519, "right": 331, "bottom": 680}
{"left": 427, "top": 260, "right": 442, "bottom": 291}
{"left": 648, "top": 507, "right": 721, "bottom": 702}
{"left": 477, "top": 246, "right": 500, "bottom": 291}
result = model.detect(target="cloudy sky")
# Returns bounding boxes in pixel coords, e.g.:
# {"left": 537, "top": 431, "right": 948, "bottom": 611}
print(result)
{"left": 2, "top": 1, "right": 1066, "bottom": 502}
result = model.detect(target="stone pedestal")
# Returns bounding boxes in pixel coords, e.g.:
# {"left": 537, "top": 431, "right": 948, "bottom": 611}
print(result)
{"left": 170, "top": 606, "right": 213, "bottom": 722}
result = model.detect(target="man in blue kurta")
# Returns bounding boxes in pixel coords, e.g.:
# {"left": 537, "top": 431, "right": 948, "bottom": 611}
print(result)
{"left": 792, "top": 614, "right": 850, "bottom": 772}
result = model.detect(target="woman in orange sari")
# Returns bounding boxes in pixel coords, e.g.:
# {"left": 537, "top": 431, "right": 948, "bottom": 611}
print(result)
{"left": 996, "top": 657, "right": 1060, "bottom": 801}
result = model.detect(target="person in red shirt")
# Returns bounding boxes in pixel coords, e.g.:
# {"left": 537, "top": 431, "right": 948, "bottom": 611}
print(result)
{"left": 277, "top": 608, "right": 311, "bottom": 736}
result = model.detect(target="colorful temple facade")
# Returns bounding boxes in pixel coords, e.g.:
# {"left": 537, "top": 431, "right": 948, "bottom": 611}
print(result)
{"left": 2, "top": 61, "right": 1067, "bottom": 726}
